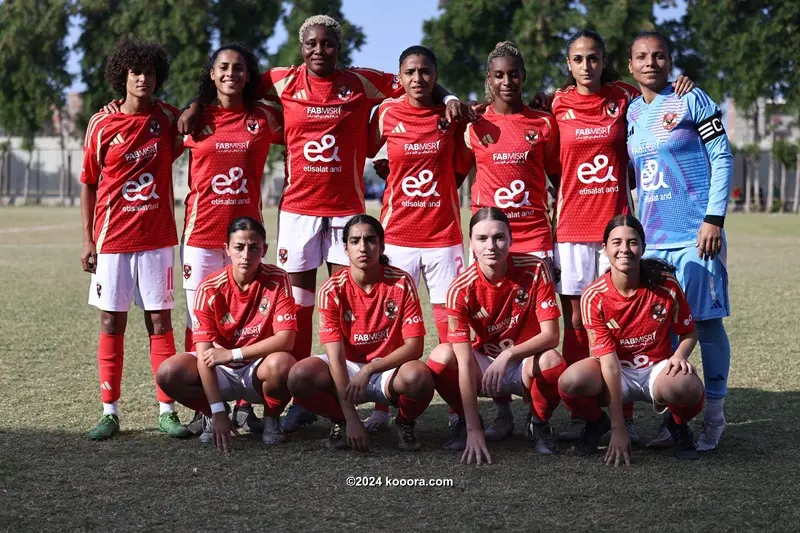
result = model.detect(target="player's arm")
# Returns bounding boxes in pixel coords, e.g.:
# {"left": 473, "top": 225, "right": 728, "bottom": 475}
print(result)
{"left": 326, "top": 340, "right": 370, "bottom": 452}
{"left": 691, "top": 89, "right": 734, "bottom": 259}
{"left": 597, "top": 350, "right": 630, "bottom": 466}
{"left": 454, "top": 340, "right": 492, "bottom": 465}
{"left": 664, "top": 281, "right": 699, "bottom": 376}
{"left": 80, "top": 183, "right": 98, "bottom": 273}
{"left": 454, "top": 122, "right": 475, "bottom": 189}
{"left": 366, "top": 103, "right": 387, "bottom": 159}
{"left": 195, "top": 339, "right": 235, "bottom": 453}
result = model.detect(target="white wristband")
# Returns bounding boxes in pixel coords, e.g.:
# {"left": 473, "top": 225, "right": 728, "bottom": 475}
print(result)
{"left": 210, "top": 402, "right": 226, "bottom": 414}
{"left": 231, "top": 348, "right": 244, "bottom": 362}
{"left": 443, "top": 94, "right": 460, "bottom": 105}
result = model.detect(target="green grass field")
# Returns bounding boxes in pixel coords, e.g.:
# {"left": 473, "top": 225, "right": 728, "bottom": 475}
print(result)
{"left": 1, "top": 207, "right": 799, "bottom": 532}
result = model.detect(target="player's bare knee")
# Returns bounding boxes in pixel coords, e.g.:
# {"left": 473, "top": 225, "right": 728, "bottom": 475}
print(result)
{"left": 397, "top": 361, "right": 434, "bottom": 398}
{"left": 558, "top": 366, "right": 587, "bottom": 396}
{"left": 538, "top": 349, "right": 564, "bottom": 372}
{"left": 287, "top": 360, "right": 318, "bottom": 397}
{"left": 427, "top": 343, "right": 455, "bottom": 367}
{"left": 156, "top": 358, "right": 181, "bottom": 390}
{"left": 259, "top": 351, "right": 295, "bottom": 382}
{"left": 145, "top": 310, "right": 172, "bottom": 335}
{"left": 99, "top": 311, "right": 126, "bottom": 335}
{"left": 680, "top": 373, "right": 705, "bottom": 404}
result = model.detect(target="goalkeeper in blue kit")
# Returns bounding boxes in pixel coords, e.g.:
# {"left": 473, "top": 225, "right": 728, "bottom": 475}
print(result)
{"left": 626, "top": 31, "right": 733, "bottom": 452}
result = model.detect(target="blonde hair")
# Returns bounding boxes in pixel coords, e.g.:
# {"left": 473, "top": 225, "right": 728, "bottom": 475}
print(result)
{"left": 485, "top": 41, "right": 526, "bottom": 102}
{"left": 298, "top": 15, "right": 343, "bottom": 46}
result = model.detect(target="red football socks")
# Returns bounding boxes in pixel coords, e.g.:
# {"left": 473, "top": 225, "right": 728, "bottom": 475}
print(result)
{"left": 97, "top": 333, "right": 124, "bottom": 403}
{"left": 149, "top": 331, "right": 176, "bottom": 403}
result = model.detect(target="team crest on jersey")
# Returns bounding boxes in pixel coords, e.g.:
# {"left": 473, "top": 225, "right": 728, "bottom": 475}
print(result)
{"left": 259, "top": 297, "right": 271, "bottom": 316}
{"left": 606, "top": 101, "right": 620, "bottom": 118}
{"left": 384, "top": 299, "right": 398, "bottom": 320}
{"left": 278, "top": 248, "right": 288, "bottom": 264}
{"left": 96, "top": 283, "right": 102, "bottom": 298}
{"left": 149, "top": 118, "right": 161, "bottom": 137}
{"left": 437, "top": 116, "right": 450, "bottom": 133}
{"left": 651, "top": 303, "right": 667, "bottom": 322}
{"left": 336, "top": 85, "right": 353, "bottom": 101}
{"left": 524, "top": 130, "right": 540, "bottom": 144}
{"left": 246, "top": 119, "right": 259, "bottom": 135}
{"left": 514, "top": 288, "right": 529, "bottom": 306}
{"left": 183, "top": 264, "right": 192, "bottom": 280}
{"left": 662, "top": 112, "right": 678, "bottom": 131}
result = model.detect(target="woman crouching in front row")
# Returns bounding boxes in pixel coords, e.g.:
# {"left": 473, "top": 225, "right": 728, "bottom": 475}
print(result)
{"left": 559, "top": 214, "right": 704, "bottom": 465}
{"left": 287, "top": 215, "right": 434, "bottom": 452}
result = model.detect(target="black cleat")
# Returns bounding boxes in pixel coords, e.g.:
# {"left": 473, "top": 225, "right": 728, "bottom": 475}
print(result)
{"left": 576, "top": 411, "right": 611, "bottom": 457}
{"left": 667, "top": 416, "right": 699, "bottom": 460}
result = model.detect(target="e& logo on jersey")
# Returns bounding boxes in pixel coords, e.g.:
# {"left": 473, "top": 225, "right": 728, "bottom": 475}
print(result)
{"left": 401, "top": 170, "right": 440, "bottom": 198}
{"left": 577, "top": 155, "right": 617, "bottom": 185}
{"left": 494, "top": 180, "right": 532, "bottom": 209}
{"left": 640, "top": 159, "right": 669, "bottom": 193}
{"left": 122, "top": 173, "right": 159, "bottom": 201}
{"left": 304, "top": 134, "right": 340, "bottom": 163}
{"left": 484, "top": 338, "right": 515, "bottom": 357}
{"left": 212, "top": 167, "right": 249, "bottom": 195}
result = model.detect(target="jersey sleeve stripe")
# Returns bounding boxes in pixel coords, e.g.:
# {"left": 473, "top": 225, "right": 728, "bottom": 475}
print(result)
{"left": 353, "top": 71, "right": 387, "bottom": 101}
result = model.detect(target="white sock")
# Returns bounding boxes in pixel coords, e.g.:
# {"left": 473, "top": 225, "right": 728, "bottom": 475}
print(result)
{"left": 704, "top": 397, "right": 726, "bottom": 425}
{"left": 159, "top": 401, "right": 174, "bottom": 415}
{"left": 103, "top": 402, "right": 119, "bottom": 416}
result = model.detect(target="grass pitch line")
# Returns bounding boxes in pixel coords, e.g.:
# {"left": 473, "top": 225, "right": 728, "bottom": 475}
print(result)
{"left": 0, "top": 223, "right": 78, "bottom": 234}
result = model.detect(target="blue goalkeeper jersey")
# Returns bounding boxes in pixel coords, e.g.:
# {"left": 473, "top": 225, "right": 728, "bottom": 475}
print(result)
{"left": 626, "top": 85, "right": 733, "bottom": 249}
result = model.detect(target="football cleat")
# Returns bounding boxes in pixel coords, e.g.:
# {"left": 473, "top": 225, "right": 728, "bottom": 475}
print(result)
{"left": 199, "top": 415, "right": 214, "bottom": 444}
{"left": 576, "top": 411, "right": 611, "bottom": 456}
{"left": 186, "top": 410, "right": 204, "bottom": 436}
{"left": 261, "top": 415, "right": 286, "bottom": 445}
{"left": 484, "top": 413, "right": 515, "bottom": 441}
{"left": 558, "top": 417, "right": 586, "bottom": 442}
{"left": 395, "top": 418, "right": 422, "bottom": 451}
{"left": 443, "top": 417, "right": 467, "bottom": 451}
{"left": 325, "top": 422, "right": 347, "bottom": 451}
{"left": 527, "top": 417, "right": 559, "bottom": 455}
{"left": 281, "top": 404, "right": 318, "bottom": 433}
{"left": 157, "top": 412, "right": 191, "bottom": 438}
{"left": 88, "top": 414, "right": 120, "bottom": 441}
{"left": 233, "top": 403, "right": 263, "bottom": 434}
{"left": 668, "top": 416, "right": 699, "bottom": 460}
{"left": 696, "top": 417, "right": 726, "bottom": 453}
{"left": 363, "top": 408, "right": 391, "bottom": 433}
{"left": 625, "top": 417, "right": 641, "bottom": 445}
{"left": 645, "top": 412, "right": 676, "bottom": 449}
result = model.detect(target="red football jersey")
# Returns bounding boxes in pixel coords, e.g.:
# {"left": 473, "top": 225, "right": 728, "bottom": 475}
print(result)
{"left": 193, "top": 264, "right": 297, "bottom": 369}
{"left": 581, "top": 272, "right": 695, "bottom": 368}
{"left": 465, "top": 106, "right": 560, "bottom": 253}
{"left": 259, "top": 65, "right": 404, "bottom": 217}
{"left": 446, "top": 254, "right": 561, "bottom": 355}
{"left": 181, "top": 103, "right": 283, "bottom": 248}
{"left": 81, "top": 101, "right": 180, "bottom": 253}
{"left": 317, "top": 265, "right": 426, "bottom": 364}
{"left": 551, "top": 81, "right": 640, "bottom": 243}
{"left": 368, "top": 96, "right": 471, "bottom": 247}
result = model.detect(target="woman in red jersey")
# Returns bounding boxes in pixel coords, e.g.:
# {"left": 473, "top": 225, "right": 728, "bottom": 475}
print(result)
{"left": 427, "top": 208, "right": 565, "bottom": 465}
{"left": 558, "top": 215, "right": 704, "bottom": 464}
{"left": 156, "top": 217, "right": 298, "bottom": 453}
{"left": 549, "top": 30, "right": 694, "bottom": 443}
{"left": 180, "top": 44, "right": 283, "bottom": 434}
{"left": 364, "top": 45, "right": 472, "bottom": 431}
{"left": 180, "top": 15, "right": 471, "bottom": 433}
{"left": 461, "top": 41, "right": 560, "bottom": 442}
{"left": 287, "top": 215, "right": 434, "bottom": 453}
{"left": 81, "top": 39, "right": 188, "bottom": 441}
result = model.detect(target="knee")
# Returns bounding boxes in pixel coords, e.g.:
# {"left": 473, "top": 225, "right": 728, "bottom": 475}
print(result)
{"left": 427, "top": 343, "right": 456, "bottom": 367}
{"left": 147, "top": 311, "right": 172, "bottom": 335}
{"left": 156, "top": 358, "right": 183, "bottom": 390}
{"left": 538, "top": 349, "right": 565, "bottom": 372}
{"left": 683, "top": 374, "right": 706, "bottom": 403}
{"left": 398, "top": 362, "right": 434, "bottom": 397}
{"left": 558, "top": 366, "right": 585, "bottom": 396}
{"left": 287, "top": 360, "right": 318, "bottom": 397}
{"left": 259, "top": 351, "right": 296, "bottom": 382}
{"left": 568, "top": 315, "right": 583, "bottom": 330}
{"left": 100, "top": 312, "right": 125, "bottom": 335}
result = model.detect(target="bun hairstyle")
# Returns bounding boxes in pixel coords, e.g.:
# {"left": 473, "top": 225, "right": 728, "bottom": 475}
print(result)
{"left": 399, "top": 45, "right": 437, "bottom": 68}
{"left": 602, "top": 214, "right": 676, "bottom": 287}
{"left": 485, "top": 41, "right": 525, "bottom": 103}
{"left": 227, "top": 216, "right": 267, "bottom": 244}
{"left": 343, "top": 214, "right": 390, "bottom": 266}
{"left": 469, "top": 207, "right": 511, "bottom": 237}
{"left": 562, "top": 29, "right": 620, "bottom": 89}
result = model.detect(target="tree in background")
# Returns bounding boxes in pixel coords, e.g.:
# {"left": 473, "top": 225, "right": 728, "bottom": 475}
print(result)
{"left": 0, "top": 0, "right": 71, "bottom": 203}
{"left": 269, "top": 0, "right": 365, "bottom": 67}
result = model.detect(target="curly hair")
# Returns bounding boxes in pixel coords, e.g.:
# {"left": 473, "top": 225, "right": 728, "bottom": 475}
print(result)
{"left": 198, "top": 44, "right": 261, "bottom": 107}
{"left": 105, "top": 38, "right": 169, "bottom": 97}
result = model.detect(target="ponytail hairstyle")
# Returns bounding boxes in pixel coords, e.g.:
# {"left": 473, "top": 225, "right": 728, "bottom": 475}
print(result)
{"left": 226, "top": 216, "right": 267, "bottom": 245}
{"left": 469, "top": 207, "right": 511, "bottom": 238}
{"left": 485, "top": 41, "right": 525, "bottom": 103}
{"left": 198, "top": 44, "right": 261, "bottom": 107}
{"left": 399, "top": 45, "right": 437, "bottom": 68}
{"left": 343, "top": 214, "right": 390, "bottom": 266}
{"left": 562, "top": 29, "right": 620, "bottom": 90}
{"left": 602, "top": 215, "right": 676, "bottom": 287}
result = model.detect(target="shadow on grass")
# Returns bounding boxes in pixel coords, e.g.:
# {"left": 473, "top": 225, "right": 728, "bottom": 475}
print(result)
{"left": 1, "top": 388, "right": 799, "bottom": 532}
